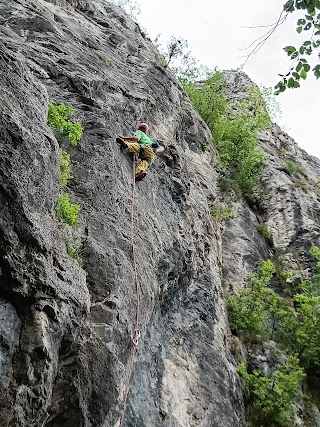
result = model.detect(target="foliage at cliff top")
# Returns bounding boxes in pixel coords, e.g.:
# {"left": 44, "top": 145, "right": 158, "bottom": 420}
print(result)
{"left": 180, "top": 70, "right": 270, "bottom": 196}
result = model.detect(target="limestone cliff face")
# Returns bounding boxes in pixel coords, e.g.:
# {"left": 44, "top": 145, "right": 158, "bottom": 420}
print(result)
{"left": 0, "top": 2, "right": 319, "bottom": 427}
{"left": 222, "top": 71, "right": 320, "bottom": 295}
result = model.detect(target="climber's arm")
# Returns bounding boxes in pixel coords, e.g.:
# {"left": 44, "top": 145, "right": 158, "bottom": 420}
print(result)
{"left": 151, "top": 141, "right": 165, "bottom": 153}
{"left": 118, "top": 133, "right": 141, "bottom": 142}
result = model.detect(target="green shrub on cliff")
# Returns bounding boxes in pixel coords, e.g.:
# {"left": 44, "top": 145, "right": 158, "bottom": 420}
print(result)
{"left": 65, "top": 238, "right": 84, "bottom": 267}
{"left": 181, "top": 72, "right": 269, "bottom": 195}
{"left": 227, "top": 259, "right": 278, "bottom": 339}
{"left": 48, "top": 102, "right": 83, "bottom": 146}
{"left": 229, "top": 247, "right": 320, "bottom": 425}
{"left": 55, "top": 193, "right": 80, "bottom": 226}
{"left": 258, "top": 223, "right": 273, "bottom": 244}
{"left": 274, "top": 276, "right": 320, "bottom": 373}
{"left": 181, "top": 71, "right": 228, "bottom": 129}
{"left": 59, "top": 148, "right": 73, "bottom": 186}
{"left": 283, "top": 160, "right": 304, "bottom": 177}
{"left": 238, "top": 356, "right": 304, "bottom": 427}
{"left": 210, "top": 203, "right": 233, "bottom": 222}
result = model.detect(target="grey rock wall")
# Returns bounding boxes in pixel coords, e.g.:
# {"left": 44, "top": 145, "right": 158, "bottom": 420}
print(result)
{"left": 1, "top": 1, "right": 320, "bottom": 426}
{"left": 0, "top": 1, "right": 244, "bottom": 426}
{"left": 221, "top": 74, "right": 320, "bottom": 293}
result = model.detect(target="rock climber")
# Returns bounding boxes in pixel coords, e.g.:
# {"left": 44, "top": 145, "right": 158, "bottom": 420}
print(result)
{"left": 116, "top": 123, "right": 164, "bottom": 181}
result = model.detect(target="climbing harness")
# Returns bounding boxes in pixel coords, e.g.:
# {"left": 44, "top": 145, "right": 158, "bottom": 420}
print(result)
{"left": 119, "top": 155, "right": 141, "bottom": 427}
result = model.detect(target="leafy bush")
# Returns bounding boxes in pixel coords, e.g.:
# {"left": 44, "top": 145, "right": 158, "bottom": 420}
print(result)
{"left": 283, "top": 160, "right": 304, "bottom": 176}
{"left": 229, "top": 246, "right": 320, "bottom": 368}
{"left": 214, "top": 87, "right": 269, "bottom": 195}
{"left": 109, "top": 0, "right": 141, "bottom": 20}
{"left": 55, "top": 193, "right": 80, "bottom": 226}
{"left": 59, "top": 149, "right": 73, "bottom": 186}
{"left": 227, "top": 260, "right": 278, "bottom": 339}
{"left": 218, "top": 176, "right": 242, "bottom": 199}
{"left": 258, "top": 223, "right": 273, "bottom": 243}
{"left": 181, "top": 72, "right": 269, "bottom": 195}
{"left": 310, "top": 245, "right": 320, "bottom": 262}
{"left": 230, "top": 248, "right": 320, "bottom": 422}
{"left": 182, "top": 71, "right": 228, "bottom": 130}
{"left": 210, "top": 204, "right": 233, "bottom": 222}
{"left": 65, "top": 238, "right": 84, "bottom": 267}
{"left": 48, "top": 102, "right": 83, "bottom": 146}
{"left": 238, "top": 356, "right": 304, "bottom": 427}
{"left": 275, "top": 286, "right": 320, "bottom": 372}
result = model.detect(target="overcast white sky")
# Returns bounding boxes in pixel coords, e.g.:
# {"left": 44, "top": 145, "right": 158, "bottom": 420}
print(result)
{"left": 134, "top": 0, "right": 320, "bottom": 159}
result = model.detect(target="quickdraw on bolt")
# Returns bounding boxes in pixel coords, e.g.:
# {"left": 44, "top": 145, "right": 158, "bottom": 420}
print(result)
{"left": 132, "top": 330, "right": 141, "bottom": 346}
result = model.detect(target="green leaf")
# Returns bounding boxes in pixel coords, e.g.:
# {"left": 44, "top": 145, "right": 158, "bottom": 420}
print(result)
{"left": 279, "top": 83, "right": 286, "bottom": 93}
{"left": 293, "top": 80, "right": 301, "bottom": 88}
{"left": 297, "top": 26, "right": 303, "bottom": 33}
{"left": 305, "top": 14, "right": 313, "bottom": 20}
{"left": 303, "top": 63, "right": 311, "bottom": 71}
{"left": 288, "top": 77, "right": 295, "bottom": 88}
{"left": 299, "top": 46, "right": 305, "bottom": 54}
{"left": 284, "top": 45, "right": 297, "bottom": 55}
{"left": 313, "top": 64, "right": 320, "bottom": 78}
{"left": 292, "top": 72, "right": 300, "bottom": 79}
{"left": 303, "top": 40, "right": 312, "bottom": 45}
{"left": 296, "top": 62, "right": 303, "bottom": 72}
{"left": 304, "top": 22, "right": 312, "bottom": 30}
{"left": 297, "top": 18, "right": 306, "bottom": 25}
{"left": 300, "top": 69, "right": 307, "bottom": 79}
{"left": 284, "top": 0, "right": 294, "bottom": 12}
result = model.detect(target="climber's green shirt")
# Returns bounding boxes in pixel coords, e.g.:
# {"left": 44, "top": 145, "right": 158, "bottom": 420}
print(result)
{"left": 134, "top": 130, "right": 153, "bottom": 145}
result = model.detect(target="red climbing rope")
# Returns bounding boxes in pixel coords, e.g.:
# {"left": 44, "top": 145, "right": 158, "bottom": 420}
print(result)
{"left": 119, "top": 156, "right": 140, "bottom": 427}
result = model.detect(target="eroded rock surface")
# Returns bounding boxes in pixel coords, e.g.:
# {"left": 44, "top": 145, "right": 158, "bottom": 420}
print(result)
{"left": 0, "top": 1, "right": 319, "bottom": 427}
{"left": 221, "top": 73, "right": 320, "bottom": 293}
{"left": 0, "top": 1, "right": 243, "bottom": 426}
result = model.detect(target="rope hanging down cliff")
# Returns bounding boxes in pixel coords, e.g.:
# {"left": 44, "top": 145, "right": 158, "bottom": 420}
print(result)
{"left": 119, "top": 156, "right": 141, "bottom": 427}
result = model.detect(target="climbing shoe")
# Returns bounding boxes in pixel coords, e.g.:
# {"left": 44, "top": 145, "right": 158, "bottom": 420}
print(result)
{"left": 135, "top": 172, "right": 146, "bottom": 182}
{"left": 116, "top": 137, "right": 128, "bottom": 148}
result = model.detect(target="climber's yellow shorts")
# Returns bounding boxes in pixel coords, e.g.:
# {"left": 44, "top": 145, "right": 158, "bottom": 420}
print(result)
{"left": 127, "top": 143, "right": 155, "bottom": 175}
